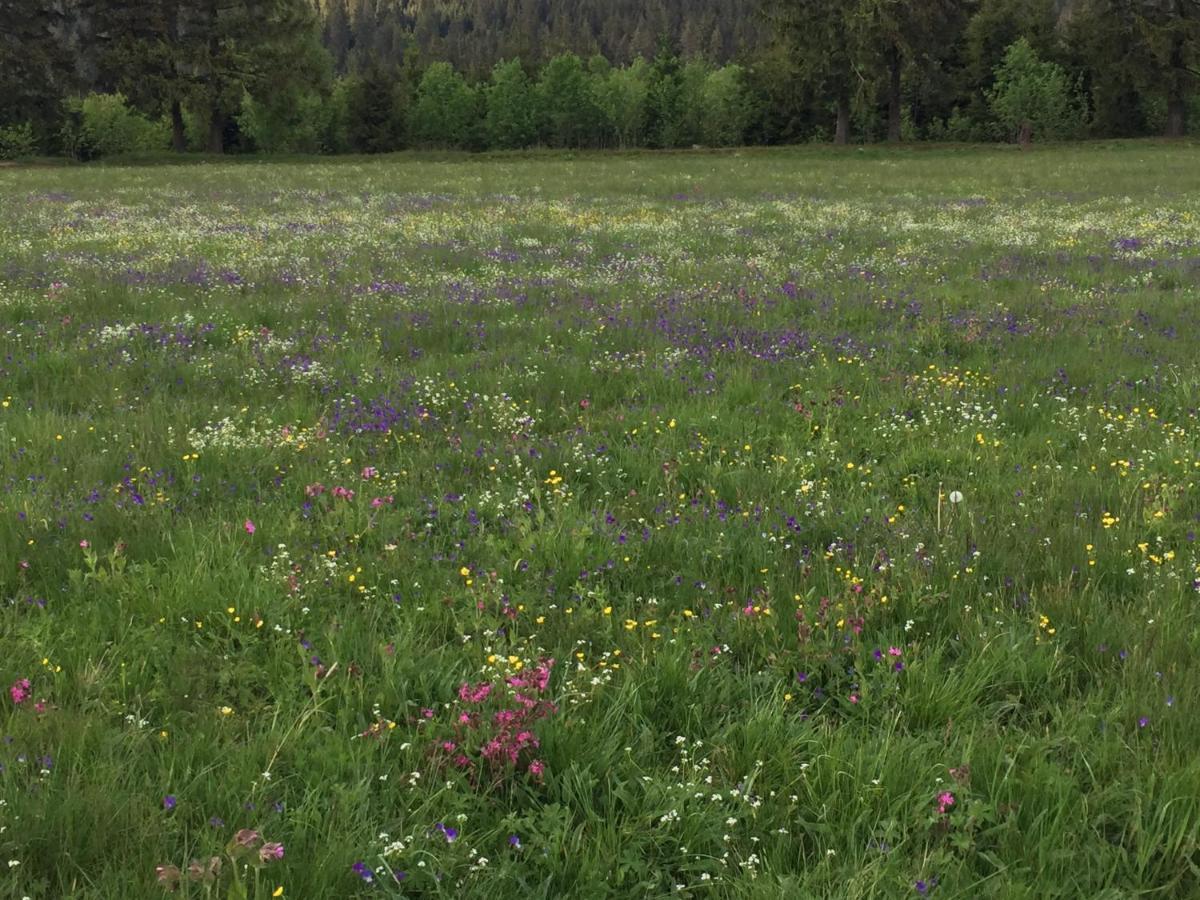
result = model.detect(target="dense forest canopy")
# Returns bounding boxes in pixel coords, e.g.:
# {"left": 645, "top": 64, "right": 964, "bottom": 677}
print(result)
{"left": 0, "top": 0, "right": 1197, "bottom": 157}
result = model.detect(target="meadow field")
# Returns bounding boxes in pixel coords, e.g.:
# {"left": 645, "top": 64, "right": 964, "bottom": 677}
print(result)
{"left": 2, "top": 144, "right": 1200, "bottom": 898}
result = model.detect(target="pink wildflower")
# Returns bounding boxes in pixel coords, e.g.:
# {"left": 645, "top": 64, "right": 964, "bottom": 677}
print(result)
{"left": 937, "top": 791, "right": 955, "bottom": 815}
{"left": 458, "top": 682, "right": 492, "bottom": 704}
{"left": 10, "top": 678, "right": 30, "bottom": 705}
{"left": 243, "top": 519, "right": 256, "bottom": 534}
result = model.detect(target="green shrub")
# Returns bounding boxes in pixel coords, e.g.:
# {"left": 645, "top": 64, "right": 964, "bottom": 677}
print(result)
{"left": 61, "top": 93, "right": 168, "bottom": 159}
{"left": 239, "top": 89, "right": 329, "bottom": 154}
{"left": 409, "top": 62, "right": 479, "bottom": 149}
{"left": 988, "top": 39, "right": 1086, "bottom": 142}
{"left": 0, "top": 122, "right": 36, "bottom": 159}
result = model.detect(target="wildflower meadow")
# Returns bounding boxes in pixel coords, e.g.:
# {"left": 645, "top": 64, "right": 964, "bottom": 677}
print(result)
{"left": 2, "top": 144, "right": 1200, "bottom": 897}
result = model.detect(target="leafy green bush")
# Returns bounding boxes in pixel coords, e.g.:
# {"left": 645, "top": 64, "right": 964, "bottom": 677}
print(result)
{"left": 537, "top": 54, "right": 602, "bottom": 148}
{"left": 409, "top": 62, "right": 479, "bottom": 150}
{"left": 0, "top": 122, "right": 36, "bottom": 159}
{"left": 988, "top": 39, "right": 1086, "bottom": 143}
{"left": 485, "top": 59, "right": 538, "bottom": 149}
{"left": 702, "top": 65, "right": 754, "bottom": 147}
{"left": 239, "top": 89, "right": 330, "bottom": 154}
{"left": 61, "top": 93, "right": 168, "bottom": 159}
{"left": 594, "top": 59, "right": 650, "bottom": 149}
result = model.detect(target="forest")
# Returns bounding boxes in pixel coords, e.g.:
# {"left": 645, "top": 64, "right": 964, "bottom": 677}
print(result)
{"left": 1, "top": 0, "right": 1197, "bottom": 158}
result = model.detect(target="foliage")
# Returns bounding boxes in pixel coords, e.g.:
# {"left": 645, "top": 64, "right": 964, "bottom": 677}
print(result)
{"left": 61, "top": 93, "right": 170, "bottom": 159}
{"left": 593, "top": 59, "right": 651, "bottom": 148}
{"left": 485, "top": 59, "right": 538, "bottom": 150}
{"left": 702, "top": 65, "right": 754, "bottom": 147}
{"left": 537, "top": 53, "right": 602, "bottom": 148}
{"left": 10, "top": 0, "right": 1200, "bottom": 154}
{"left": 409, "top": 62, "right": 479, "bottom": 149}
{"left": 344, "top": 66, "right": 408, "bottom": 154}
{"left": 0, "top": 122, "right": 36, "bottom": 160}
{"left": 988, "top": 39, "right": 1086, "bottom": 142}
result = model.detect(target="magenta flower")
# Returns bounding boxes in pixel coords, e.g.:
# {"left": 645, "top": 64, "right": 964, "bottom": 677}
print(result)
{"left": 9, "top": 678, "right": 30, "bottom": 705}
{"left": 936, "top": 791, "right": 955, "bottom": 815}
{"left": 458, "top": 682, "right": 492, "bottom": 704}
{"left": 243, "top": 519, "right": 256, "bottom": 534}
{"left": 258, "top": 842, "right": 284, "bottom": 863}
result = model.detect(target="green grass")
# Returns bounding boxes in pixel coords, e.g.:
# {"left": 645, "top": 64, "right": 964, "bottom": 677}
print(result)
{"left": 1, "top": 142, "right": 1200, "bottom": 898}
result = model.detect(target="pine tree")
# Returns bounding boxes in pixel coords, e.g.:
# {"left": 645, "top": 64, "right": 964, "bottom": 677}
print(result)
{"left": 325, "top": 0, "right": 353, "bottom": 73}
{"left": 0, "top": 0, "right": 71, "bottom": 146}
{"left": 179, "top": 0, "right": 326, "bottom": 153}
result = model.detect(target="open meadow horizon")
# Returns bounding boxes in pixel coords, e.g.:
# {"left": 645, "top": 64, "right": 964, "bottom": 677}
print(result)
{"left": 2, "top": 142, "right": 1200, "bottom": 897}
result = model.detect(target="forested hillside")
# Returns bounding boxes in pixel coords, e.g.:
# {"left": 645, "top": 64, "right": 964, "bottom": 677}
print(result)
{"left": 0, "top": 0, "right": 1196, "bottom": 158}
{"left": 317, "top": 0, "right": 765, "bottom": 74}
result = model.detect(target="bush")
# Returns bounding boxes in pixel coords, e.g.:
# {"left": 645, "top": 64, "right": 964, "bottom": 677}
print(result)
{"left": 409, "top": 63, "right": 479, "bottom": 149}
{"left": 236, "top": 88, "right": 331, "bottom": 154}
{"left": 594, "top": 59, "right": 650, "bottom": 149}
{"left": 537, "top": 54, "right": 602, "bottom": 148}
{"left": 702, "top": 65, "right": 753, "bottom": 147}
{"left": 988, "top": 39, "right": 1086, "bottom": 143}
{"left": 61, "top": 93, "right": 168, "bottom": 159}
{"left": 485, "top": 59, "right": 538, "bottom": 149}
{"left": 0, "top": 122, "right": 36, "bottom": 159}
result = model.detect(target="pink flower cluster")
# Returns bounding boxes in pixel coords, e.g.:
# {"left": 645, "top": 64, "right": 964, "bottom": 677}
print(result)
{"left": 9, "top": 678, "right": 31, "bottom": 705}
{"left": 434, "top": 659, "right": 557, "bottom": 784}
{"left": 936, "top": 791, "right": 955, "bottom": 815}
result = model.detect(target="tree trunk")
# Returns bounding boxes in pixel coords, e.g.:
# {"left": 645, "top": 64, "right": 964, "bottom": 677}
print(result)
{"left": 1018, "top": 120, "right": 1032, "bottom": 149}
{"left": 171, "top": 100, "right": 186, "bottom": 152}
{"left": 887, "top": 44, "right": 902, "bottom": 142}
{"left": 165, "top": 0, "right": 185, "bottom": 152}
{"left": 204, "top": 0, "right": 223, "bottom": 154}
{"left": 1166, "top": 35, "right": 1188, "bottom": 138}
{"left": 1167, "top": 94, "right": 1186, "bottom": 137}
{"left": 207, "top": 108, "right": 224, "bottom": 154}
{"left": 835, "top": 93, "right": 850, "bottom": 145}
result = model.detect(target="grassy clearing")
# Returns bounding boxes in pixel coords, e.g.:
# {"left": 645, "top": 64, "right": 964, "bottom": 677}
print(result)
{"left": 2, "top": 143, "right": 1200, "bottom": 898}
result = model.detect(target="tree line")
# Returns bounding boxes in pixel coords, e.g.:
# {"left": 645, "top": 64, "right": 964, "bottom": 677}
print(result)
{"left": 0, "top": 0, "right": 1197, "bottom": 159}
